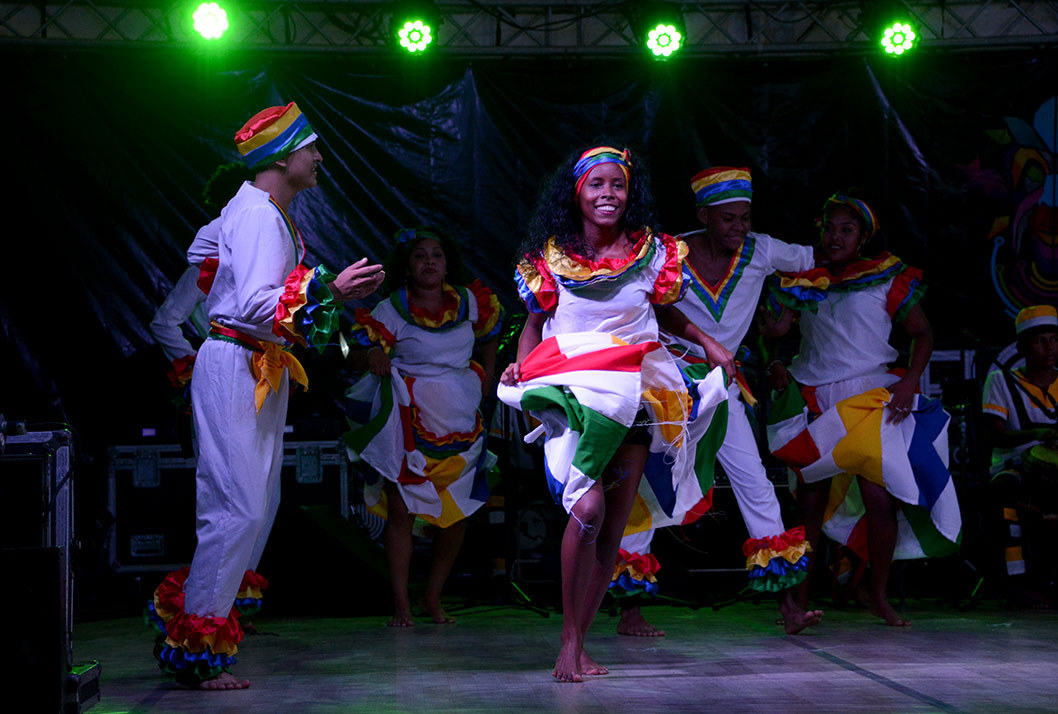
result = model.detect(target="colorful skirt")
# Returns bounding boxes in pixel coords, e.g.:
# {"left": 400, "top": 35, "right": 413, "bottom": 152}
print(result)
{"left": 767, "top": 374, "right": 962, "bottom": 560}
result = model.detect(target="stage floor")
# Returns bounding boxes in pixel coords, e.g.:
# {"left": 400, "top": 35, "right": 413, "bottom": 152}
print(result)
{"left": 77, "top": 601, "right": 1058, "bottom": 713}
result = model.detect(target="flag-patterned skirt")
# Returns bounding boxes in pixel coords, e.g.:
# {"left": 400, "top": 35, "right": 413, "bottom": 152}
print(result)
{"left": 767, "top": 374, "right": 961, "bottom": 560}
{"left": 496, "top": 332, "right": 729, "bottom": 537}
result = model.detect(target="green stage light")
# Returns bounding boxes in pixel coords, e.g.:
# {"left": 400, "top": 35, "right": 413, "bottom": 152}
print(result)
{"left": 193, "top": 2, "right": 229, "bottom": 40}
{"left": 881, "top": 21, "right": 916, "bottom": 56}
{"left": 646, "top": 23, "right": 682, "bottom": 58}
{"left": 398, "top": 19, "right": 433, "bottom": 53}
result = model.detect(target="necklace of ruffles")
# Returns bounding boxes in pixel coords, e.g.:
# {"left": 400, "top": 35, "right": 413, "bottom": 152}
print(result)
{"left": 390, "top": 283, "right": 471, "bottom": 331}
{"left": 768, "top": 252, "right": 923, "bottom": 314}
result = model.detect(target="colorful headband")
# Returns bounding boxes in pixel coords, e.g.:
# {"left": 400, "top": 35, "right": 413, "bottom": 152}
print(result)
{"left": 394, "top": 227, "right": 440, "bottom": 245}
{"left": 822, "top": 193, "right": 879, "bottom": 237}
{"left": 1015, "top": 305, "right": 1058, "bottom": 335}
{"left": 573, "top": 146, "right": 632, "bottom": 198}
{"left": 690, "top": 167, "right": 752, "bottom": 207}
{"left": 235, "top": 102, "right": 318, "bottom": 172}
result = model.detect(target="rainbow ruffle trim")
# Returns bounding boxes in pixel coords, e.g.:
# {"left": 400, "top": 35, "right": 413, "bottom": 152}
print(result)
{"left": 769, "top": 253, "right": 917, "bottom": 314}
{"left": 649, "top": 234, "right": 688, "bottom": 306}
{"left": 350, "top": 308, "right": 398, "bottom": 354}
{"left": 469, "top": 279, "right": 505, "bottom": 341}
{"left": 743, "top": 526, "right": 810, "bottom": 593}
{"left": 609, "top": 548, "right": 660, "bottom": 598}
{"left": 234, "top": 570, "right": 269, "bottom": 617}
{"left": 274, "top": 263, "right": 340, "bottom": 351}
{"left": 150, "top": 567, "right": 243, "bottom": 682}
{"left": 166, "top": 354, "right": 196, "bottom": 388}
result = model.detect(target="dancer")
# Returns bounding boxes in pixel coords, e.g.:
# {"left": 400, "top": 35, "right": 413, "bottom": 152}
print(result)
{"left": 982, "top": 305, "right": 1058, "bottom": 608}
{"left": 765, "top": 193, "right": 961, "bottom": 626}
{"left": 343, "top": 227, "right": 504, "bottom": 627}
{"left": 499, "top": 146, "right": 732, "bottom": 682}
{"left": 615, "top": 167, "right": 822, "bottom": 636}
{"left": 149, "top": 102, "right": 385, "bottom": 690}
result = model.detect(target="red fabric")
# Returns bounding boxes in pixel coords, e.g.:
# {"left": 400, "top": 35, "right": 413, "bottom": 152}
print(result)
{"left": 524, "top": 255, "right": 558, "bottom": 312}
{"left": 239, "top": 570, "right": 269, "bottom": 591}
{"left": 153, "top": 567, "right": 243, "bottom": 649}
{"left": 352, "top": 308, "right": 398, "bottom": 351}
{"left": 167, "top": 354, "right": 196, "bottom": 388}
{"left": 406, "top": 286, "right": 461, "bottom": 324}
{"left": 616, "top": 548, "right": 661, "bottom": 576}
{"left": 517, "top": 336, "right": 659, "bottom": 382}
{"left": 235, "top": 102, "right": 295, "bottom": 143}
{"left": 273, "top": 264, "right": 312, "bottom": 344}
{"left": 561, "top": 231, "right": 650, "bottom": 272}
{"left": 772, "top": 429, "right": 821, "bottom": 471}
{"left": 197, "top": 257, "right": 219, "bottom": 294}
{"left": 468, "top": 279, "right": 498, "bottom": 332}
{"left": 680, "top": 492, "right": 714, "bottom": 525}
{"left": 649, "top": 233, "right": 683, "bottom": 305}
{"left": 742, "top": 526, "right": 807, "bottom": 557}
{"left": 886, "top": 265, "right": 924, "bottom": 319}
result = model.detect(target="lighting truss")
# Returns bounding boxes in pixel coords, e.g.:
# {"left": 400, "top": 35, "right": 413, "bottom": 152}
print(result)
{"left": 2, "top": 2, "right": 1057, "bottom": 57}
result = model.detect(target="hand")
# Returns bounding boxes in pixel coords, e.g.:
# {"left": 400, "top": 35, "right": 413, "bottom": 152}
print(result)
{"left": 757, "top": 304, "right": 794, "bottom": 340}
{"left": 767, "top": 361, "right": 791, "bottom": 392}
{"left": 500, "top": 362, "right": 521, "bottom": 386}
{"left": 330, "top": 258, "right": 385, "bottom": 301}
{"left": 701, "top": 338, "right": 735, "bottom": 378}
{"left": 886, "top": 376, "right": 917, "bottom": 424}
{"left": 367, "top": 347, "right": 391, "bottom": 376}
{"left": 1035, "top": 427, "right": 1058, "bottom": 447}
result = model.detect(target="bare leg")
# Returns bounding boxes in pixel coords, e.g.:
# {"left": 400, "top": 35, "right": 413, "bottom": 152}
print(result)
{"left": 553, "top": 483, "right": 605, "bottom": 683}
{"left": 422, "top": 520, "right": 466, "bottom": 623}
{"left": 858, "top": 475, "right": 910, "bottom": 627}
{"left": 576, "top": 444, "right": 648, "bottom": 675}
{"left": 383, "top": 482, "right": 416, "bottom": 627}
{"left": 794, "top": 479, "right": 831, "bottom": 612}
{"left": 617, "top": 603, "right": 665, "bottom": 637}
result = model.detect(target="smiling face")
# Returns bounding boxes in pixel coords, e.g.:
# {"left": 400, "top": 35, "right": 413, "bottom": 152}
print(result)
{"left": 281, "top": 141, "right": 323, "bottom": 190}
{"left": 698, "top": 201, "right": 751, "bottom": 252}
{"left": 406, "top": 237, "right": 446, "bottom": 290}
{"left": 820, "top": 205, "right": 867, "bottom": 267}
{"left": 577, "top": 162, "right": 628, "bottom": 235}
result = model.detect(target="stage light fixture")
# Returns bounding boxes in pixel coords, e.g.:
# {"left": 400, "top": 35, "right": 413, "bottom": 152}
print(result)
{"left": 398, "top": 19, "right": 433, "bottom": 53}
{"left": 880, "top": 20, "right": 917, "bottom": 56}
{"left": 646, "top": 23, "right": 682, "bottom": 58}
{"left": 193, "top": 2, "right": 229, "bottom": 40}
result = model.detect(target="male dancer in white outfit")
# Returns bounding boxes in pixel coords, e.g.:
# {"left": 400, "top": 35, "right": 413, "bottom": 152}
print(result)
{"left": 149, "top": 102, "right": 385, "bottom": 690}
{"left": 616, "top": 167, "right": 822, "bottom": 635}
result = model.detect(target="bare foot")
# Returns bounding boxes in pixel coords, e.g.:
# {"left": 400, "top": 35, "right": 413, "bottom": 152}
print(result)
{"left": 241, "top": 620, "right": 259, "bottom": 635}
{"left": 552, "top": 641, "right": 583, "bottom": 683}
{"left": 422, "top": 600, "right": 456, "bottom": 624}
{"left": 779, "top": 592, "right": 823, "bottom": 635}
{"left": 180, "top": 671, "right": 250, "bottom": 690}
{"left": 579, "top": 650, "right": 609, "bottom": 676}
{"left": 617, "top": 607, "right": 665, "bottom": 637}
{"left": 870, "top": 599, "right": 911, "bottom": 627}
{"left": 387, "top": 610, "right": 415, "bottom": 627}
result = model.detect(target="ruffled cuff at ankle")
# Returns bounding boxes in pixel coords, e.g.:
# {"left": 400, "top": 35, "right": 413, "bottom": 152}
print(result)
{"left": 609, "top": 548, "right": 661, "bottom": 598}
{"left": 743, "top": 526, "right": 810, "bottom": 593}
{"left": 234, "top": 570, "right": 269, "bottom": 617}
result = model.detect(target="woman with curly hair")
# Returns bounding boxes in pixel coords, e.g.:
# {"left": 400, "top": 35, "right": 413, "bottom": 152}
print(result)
{"left": 765, "top": 194, "right": 961, "bottom": 626}
{"left": 344, "top": 227, "right": 504, "bottom": 627}
{"left": 499, "top": 146, "right": 733, "bottom": 682}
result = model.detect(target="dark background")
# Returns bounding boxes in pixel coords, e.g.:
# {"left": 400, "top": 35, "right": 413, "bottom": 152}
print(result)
{"left": 3, "top": 45, "right": 1054, "bottom": 612}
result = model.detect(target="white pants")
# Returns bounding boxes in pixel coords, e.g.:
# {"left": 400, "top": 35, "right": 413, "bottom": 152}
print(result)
{"left": 185, "top": 338, "right": 286, "bottom": 618}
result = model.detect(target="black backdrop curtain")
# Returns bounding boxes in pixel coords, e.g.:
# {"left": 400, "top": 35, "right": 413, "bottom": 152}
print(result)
{"left": 3, "top": 47, "right": 1055, "bottom": 445}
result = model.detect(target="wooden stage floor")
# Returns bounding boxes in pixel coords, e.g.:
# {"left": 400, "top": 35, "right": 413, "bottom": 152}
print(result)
{"left": 77, "top": 601, "right": 1058, "bottom": 713}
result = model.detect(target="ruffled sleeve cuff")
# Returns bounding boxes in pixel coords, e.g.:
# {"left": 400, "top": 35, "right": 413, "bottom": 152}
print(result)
{"left": 349, "top": 307, "right": 397, "bottom": 354}
{"left": 743, "top": 526, "right": 811, "bottom": 593}
{"left": 649, "top": 234, "right": 689, "bottom": 305}
{"left": 234, "top": 569, "right": 269, "bottom": 617}
{"left": 166, "top": 354, "right": 196, "bottom": 389}
{"left": 768, "top": 271, "right": 830, "bottom": 314}
{"left": 608, "top": 548, "right": 661, "bottom": 598}
{"left": 887, "top": 266, "right": 926, "bottom": 322}
{"left": 196, "top": 257, "right": 219, "bottom": 295}
{"left": 150, "top": 567, "right": 243, "bottom": 682}
{"left": 469, "top": 279, "right": 505, "bottom": 342}
{"left": 273, "top": 264, "right": 340, "bottom": 351}
{"left": 514, "top": 256, "right": 557, "bottom": 314}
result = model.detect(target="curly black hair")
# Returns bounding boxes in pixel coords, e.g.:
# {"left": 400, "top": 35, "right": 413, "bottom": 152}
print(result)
{"left": 382, "top": 226, "right": 466, "bottom": 294}
{"left": 520, "top": 146, "right": 657, "bottom": 260}
{"left": 202, "top": 162, "right": 252, "bottom": 216}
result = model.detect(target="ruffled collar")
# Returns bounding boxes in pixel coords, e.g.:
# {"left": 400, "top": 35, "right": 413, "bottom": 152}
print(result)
{"left": 542, "top": 229, "right": 655, "bottom": 287}
{"left": 778, "top": 252, "right": 906, "bottom": 292}
{"left": 390, "top": 283, "right": 469, "bottom": 330}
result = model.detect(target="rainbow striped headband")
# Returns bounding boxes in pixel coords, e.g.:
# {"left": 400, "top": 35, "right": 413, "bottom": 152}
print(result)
{"left": 823, "top": 194, "right": 879, "bottom": 237}
{"left": 573, "top": 146, "right": 632, "bottom": 198}
{"left": 1016, "top": 305, "right": 1058, "bottom": 335}
{"left": 235, "top": 102, "right": 318, "bottom": 172}
{"left": 690, "top": 166, "right": 752, "bottom": 207}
